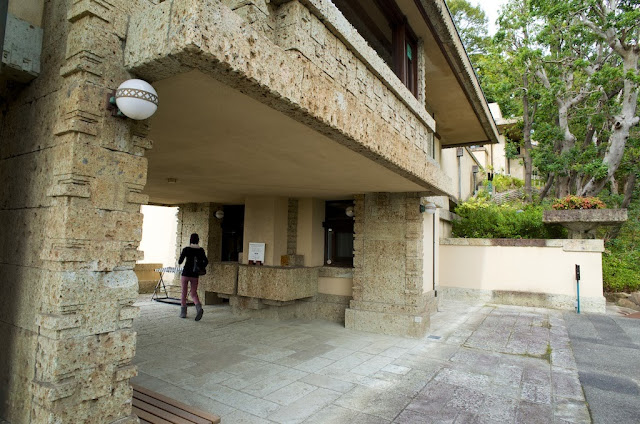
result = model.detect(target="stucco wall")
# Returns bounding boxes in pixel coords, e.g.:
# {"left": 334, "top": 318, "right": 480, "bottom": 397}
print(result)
{"left": 439, "top": 239, "right": 605, "bottom": 312}
{"left": 441, "top": 147, "right": 482, "bottom": 201}
{"left": 318, "top": 276, "right": 352, "bottom": 297}
{"left": 243, "top": 196, "right": 288, "bottom": 266}
{"left": 8, "top": 0, "right": 44, "bottom": 26}
{"left": 296, "top": 198, "right": 325, "bottom": 267}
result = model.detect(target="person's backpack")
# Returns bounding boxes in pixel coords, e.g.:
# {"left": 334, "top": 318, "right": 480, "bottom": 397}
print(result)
{"left": 192, "top": 250, "right": 207, "bottom": 276}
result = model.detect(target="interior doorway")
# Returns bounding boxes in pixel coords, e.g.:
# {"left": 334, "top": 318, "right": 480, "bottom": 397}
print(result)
{"left": 221, "top": 205, "right": 244, "bottom": 262}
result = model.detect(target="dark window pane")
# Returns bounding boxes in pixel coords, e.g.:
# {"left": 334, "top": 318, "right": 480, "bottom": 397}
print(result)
{"left": 335, "top": 232, "right": 353, "bottom": 258}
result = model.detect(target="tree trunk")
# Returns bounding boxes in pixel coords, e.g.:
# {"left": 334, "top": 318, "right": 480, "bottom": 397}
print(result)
{"left": 538, "top": 173, "right": 555, "bottom": 201}
{"left": 610, "top": 175, "right": 619, "bottom": 194}
{"left": 521, "top": 72, "right": 535, "bottom": 202}
{"left": 580, "top": 46, "right": 639, "bottom": 197}
{"left": 557, "top": 176, "right": 571, "bottom": 197}
{"left": 621, "top": 173, "right": 637, "bottom": 209}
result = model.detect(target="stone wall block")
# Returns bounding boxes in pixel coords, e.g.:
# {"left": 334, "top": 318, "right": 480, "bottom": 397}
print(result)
{"left": 31, "top": 379, "right": 76, "bottom": 404}
{"left": 68, "top": 0, "right": 114, "bottom": 23}
{"left": 43, "top": 270, "right": 138, "bottom": 313}
{"left": 114, "top": 365, "right": 138, "bottom": 382}
{"left": 0, "top": 209, "right": 50, "bottom": 267}
{"left": 36, "top": 313, "right": 84, "bottom": 335}
{"left": 118, "top": 306, "right": 140, "bottom": 321}
{"left": 405, "top": 258, "right": 422, "bottom": 275}
{"left": 1, "top": 91, "right": 63, "bottom": 159}
{"left": 31, "top": 378, "right": 134, "bottom": 423}
{"left": 406, "top": 239, "right": 423, "bottom": 258}
{"left": 0, "top": 152, "right": 57, "bottom": 210}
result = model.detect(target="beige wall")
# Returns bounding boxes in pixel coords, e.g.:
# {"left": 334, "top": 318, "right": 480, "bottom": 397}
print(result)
{"left": 297, "top": 198, "right": 325, "bottom": 267}
{"left": 439, "top": 239, "right": 605, "bottom": 311}
{"left": 441, "top": 147, "right": 482, "bottom": 201}
{"left": 8, "top": 0, "right": 44, "bottom": 26}
{"left": 318, "top": 277, "right": 352, "bottom": 297}
{"left": 243, "top": 196, "right": 288, "bottom": 265}
{"left": 422, "top": 210, "right": 436, "bottom": 294}
{"left": 491, "top": 132, "right": 526, "bottom": 180}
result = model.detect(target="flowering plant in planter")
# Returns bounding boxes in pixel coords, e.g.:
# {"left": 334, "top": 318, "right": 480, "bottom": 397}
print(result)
{"left": 552, "top": 195, "right": 606, "bottom": 210}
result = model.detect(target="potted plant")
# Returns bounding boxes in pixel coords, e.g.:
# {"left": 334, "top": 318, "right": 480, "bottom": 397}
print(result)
{"left": 543, "top": 195, "right": 627, "bottom": 239}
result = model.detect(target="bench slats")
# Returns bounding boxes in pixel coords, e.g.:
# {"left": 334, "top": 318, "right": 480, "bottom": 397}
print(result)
{"left": 132, "top": 384, "right": 221, "bottom": 424}
{"left": 133, "top": 392, "right": 212, "bottom": 424}
{"left": 133, "top": 407, "right": 174, "bottom": 424}
{"left": 133, "top": 398, "right": 194, "bottom": 424}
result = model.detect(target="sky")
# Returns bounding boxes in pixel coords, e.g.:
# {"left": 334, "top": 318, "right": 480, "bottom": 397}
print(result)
{"left": 473, "top": 0, "right": 509, "bottom": 34}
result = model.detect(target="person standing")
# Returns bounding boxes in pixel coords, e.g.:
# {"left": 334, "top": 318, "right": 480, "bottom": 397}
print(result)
{"left": 177, "top": 233, "right": 208, "bottom": 321}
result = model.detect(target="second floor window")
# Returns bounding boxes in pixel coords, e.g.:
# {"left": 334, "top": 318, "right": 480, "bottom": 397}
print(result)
{"left": 334, "top": 0, "right": 419, "bottom": 98}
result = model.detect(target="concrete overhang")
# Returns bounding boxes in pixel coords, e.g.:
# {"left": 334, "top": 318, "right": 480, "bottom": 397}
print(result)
{"left": 125, "top": 0, "right": 455, "bottom": 204}
{"left": 400, "top": 0, "right": 500, "bottom": 148}
{"left": 144, "top": 70, "right": 431, "bottom": 205}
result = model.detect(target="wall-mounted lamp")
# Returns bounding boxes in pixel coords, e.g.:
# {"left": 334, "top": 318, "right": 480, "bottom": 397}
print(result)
{"left": 107, "top": 79, "right": 158, "bottom": 120}
{"left": 215, "top": 210, "right": 225, "bottom": 219}
{"left": 420, "top": 201, "right": 437, "bottom": 214}
{"left": 345, "top": 206, "right": 354, "bottom": 217}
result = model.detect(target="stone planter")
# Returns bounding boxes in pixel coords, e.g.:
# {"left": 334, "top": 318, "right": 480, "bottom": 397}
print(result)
{"left": 543, "top": 209, "right": 628, "bottom": 239}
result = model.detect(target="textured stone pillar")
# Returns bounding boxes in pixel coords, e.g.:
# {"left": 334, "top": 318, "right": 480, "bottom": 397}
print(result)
{"left": 0, "top": 1, "right": 155, "bottom": 422}
{"left": 345, "top": 193, "right": 436, "bottom": 338}
{"left": 175, "top": 203, "right": 223, "bottom": 301}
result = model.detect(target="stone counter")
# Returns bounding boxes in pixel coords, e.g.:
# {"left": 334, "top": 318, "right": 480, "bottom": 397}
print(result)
{"left": 208, "top": 262, "right": 240, "bottom": 295}
{"left": 237, "top": 265, "right": 318, "bottom": 302}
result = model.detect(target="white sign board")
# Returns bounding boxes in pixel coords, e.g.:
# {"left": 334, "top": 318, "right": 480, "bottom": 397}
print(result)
{"left": 248, "top": 242, "right": 266, "bottom": 263}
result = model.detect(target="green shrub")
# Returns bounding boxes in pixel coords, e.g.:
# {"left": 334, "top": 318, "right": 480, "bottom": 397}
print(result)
{"left": 603, "top": 254, "right": 640, "bottom": 292}
{"left": 603, "top": 194, "right": 640, "bottom": 292}
{"left": 452, "top": 197, "right": 566, "bottom": 239}
{"left": 491, "top": 174, "right": 525, "bottom": 192}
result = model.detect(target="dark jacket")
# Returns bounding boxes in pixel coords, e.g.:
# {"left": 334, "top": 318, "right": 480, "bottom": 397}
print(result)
{"left": 178, "top": 246, "right": 208, "bottom": 278}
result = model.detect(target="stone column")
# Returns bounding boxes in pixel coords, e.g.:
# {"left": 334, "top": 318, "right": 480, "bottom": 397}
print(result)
{"left": 0, "top": 1, "right": 155, "bottom": 422}
{"left": 345, "top": 193, "right": 436, "bottom": 338}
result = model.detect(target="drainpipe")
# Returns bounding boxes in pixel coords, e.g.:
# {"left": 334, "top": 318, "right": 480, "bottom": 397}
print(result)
{"left": 456, "top": 147, "right": 463, "bottom": 200}
{"left": 432, "top": 211, "right": 436, "bottom": 294}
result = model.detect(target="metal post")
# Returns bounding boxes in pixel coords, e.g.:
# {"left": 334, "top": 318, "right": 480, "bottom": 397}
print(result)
{"left": 575, "top": 264, "right": 581, "bottom": 314}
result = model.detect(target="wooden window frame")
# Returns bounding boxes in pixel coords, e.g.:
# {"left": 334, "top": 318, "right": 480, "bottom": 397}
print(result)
{"left": 376, "top": 0, "right": 419, "bottom": 97}
{"left": 323, "top": 200, "right": 354, "bottom": 268}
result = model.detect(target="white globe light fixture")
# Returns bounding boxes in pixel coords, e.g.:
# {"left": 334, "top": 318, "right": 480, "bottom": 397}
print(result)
{"left": 215, "top": 210, "right": 225, "bottom": 219}
{"left": 345, "top": 206, "right": 354, "bottom": 217}
{"left": 420, "top": 201, "right": 437, "bottom": 215}
{"left": 114, "top": 79, "right": 158, "bottom": 120}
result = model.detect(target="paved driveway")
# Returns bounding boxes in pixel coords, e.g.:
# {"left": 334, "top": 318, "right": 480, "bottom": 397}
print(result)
{"left": 563, "top": 312, "right": 640, "bottom": 423}
{"left": 132, "top": 298, "right": 592, "bottom": 423}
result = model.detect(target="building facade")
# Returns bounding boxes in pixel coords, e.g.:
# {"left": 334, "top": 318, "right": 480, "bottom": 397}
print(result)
{"left": 0, "top": 0, "right": 498, "bottom": 422}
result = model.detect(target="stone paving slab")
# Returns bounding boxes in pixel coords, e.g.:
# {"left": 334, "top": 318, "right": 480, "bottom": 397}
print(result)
{"left": 132, "top": 297, "right": 593, "bottom": 423}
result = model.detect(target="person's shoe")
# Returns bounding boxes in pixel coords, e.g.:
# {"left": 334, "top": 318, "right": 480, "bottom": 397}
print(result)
{"left": 195, "top": 304, "right": 204, "bottom": 321}
{"left": 179, "top": 306, "right": 187, "bottom": 318}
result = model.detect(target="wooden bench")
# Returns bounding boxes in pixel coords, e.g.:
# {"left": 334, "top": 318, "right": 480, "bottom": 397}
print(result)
{"left": 132, "top": 384, "right": 221, "bottom": 424}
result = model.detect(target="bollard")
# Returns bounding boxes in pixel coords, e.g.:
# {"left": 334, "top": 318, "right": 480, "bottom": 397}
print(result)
{"left": 575, "top": 264, "right": 581, "bottom": 314}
